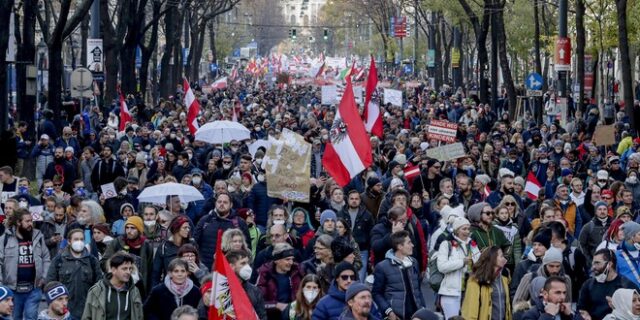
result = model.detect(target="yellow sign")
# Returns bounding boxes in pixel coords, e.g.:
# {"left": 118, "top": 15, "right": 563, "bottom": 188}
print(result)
{"left": 264, "top": 129, "right": 312, "bottom": 202}
{"left": 452, "top": 49, "right": 461, "bottom": 68}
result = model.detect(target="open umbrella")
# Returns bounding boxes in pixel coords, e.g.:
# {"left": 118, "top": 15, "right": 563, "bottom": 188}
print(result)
{"left": 137, "top": 182, "right": 204, "bottom": 205}
{"left": 194, "top": 120, "right": 251, "bottom": 144}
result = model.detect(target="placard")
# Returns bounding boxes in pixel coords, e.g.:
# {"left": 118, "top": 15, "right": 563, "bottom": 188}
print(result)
{"left": 264, "top": 129, "right": 312, "bottom": 202}
{"left": 593, "top": 125, "right": 616, "bottom": 146}
{"left": 425, "top": 143, "right": 466, "bottom": 162}
{"left": 427, "top": 120, "right": 458, "bottom": 143}
{"left": 100, "top": 183, "right": 117, "bottom": 199}
{"left": 383, "top": 88, "right": 403, "bottom": 106}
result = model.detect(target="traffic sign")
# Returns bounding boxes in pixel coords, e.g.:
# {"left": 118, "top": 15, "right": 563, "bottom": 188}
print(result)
{"left": 525, "top": 72, "right": 543, "bottom": 90}
{"left": 70, "top": 68, "right": 94, "bottom": 98}
{"left": 555, "top": 37, "right": 571, "bottom": 71}
{"left": 87, "top": 39, "right": 103, "bottom": 73}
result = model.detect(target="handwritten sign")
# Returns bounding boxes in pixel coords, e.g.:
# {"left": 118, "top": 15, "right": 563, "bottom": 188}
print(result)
{"left": 593, "top": 125, "right": 616, "bottom": 146}
{"left": 101, "top": 183, "right": 117, "bottom": 199}
{"left": 425, "top": 143, "right": 467, "bottom": 162}
{"left": 264, "top": 129, "right": 311, "bottom": 202}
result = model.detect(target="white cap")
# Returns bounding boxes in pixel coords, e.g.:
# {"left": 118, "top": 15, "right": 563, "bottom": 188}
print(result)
{"left": 40, "top": 134, "right": 49, "bottom": 140}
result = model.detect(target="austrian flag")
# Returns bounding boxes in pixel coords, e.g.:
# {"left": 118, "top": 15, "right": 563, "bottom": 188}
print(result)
{"left": 322, "top": 77, "right": 373, "bottom": 187}
{"left": 183, "top": 78, "right": 200, "bottom": 135}
{"left": 525, "top": 172, "right": 542, "bottom": 200}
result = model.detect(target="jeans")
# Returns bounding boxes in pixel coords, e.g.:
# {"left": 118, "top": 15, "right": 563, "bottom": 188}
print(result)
{"left": 359, "top": 250, "right": 368, "bottom": 282}
{"left": 13, "top": 287, "right": 41, "bottom": 320}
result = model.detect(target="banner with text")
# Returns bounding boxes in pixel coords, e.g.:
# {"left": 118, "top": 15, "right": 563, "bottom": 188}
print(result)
{"left": 427, "top": 120, "right": 458, "bottom": 143}
{"left": 425, "top": 143, "right": 466, "bottom": 162}
{"left": 383, "top": 88, "right": 403, "bottom": 106}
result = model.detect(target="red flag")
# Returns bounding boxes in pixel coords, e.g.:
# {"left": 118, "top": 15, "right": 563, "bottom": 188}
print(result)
{"left": 525, "top": 172, "right": 542, "bottom": 200}
{"left": 403, "top": 163, "right": 421, "bottom": 185}
{"left": 209, "top": 231, "right": 257, "bottom": 320}
{"left": 184, "top": 78, "right": 201, "bottom": 135}
{"left": 363, "top": 55, "right": 382, "bottom": 138}
{"left": 118, "top": 91, "right": 132, "bottom": 132}
{"left": 322, "top": 77, "right": 373, "bottom": 187}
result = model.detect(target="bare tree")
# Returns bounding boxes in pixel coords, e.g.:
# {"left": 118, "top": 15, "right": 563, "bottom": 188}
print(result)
{"left": 0, "top": 0, "right": 15, "bottom": 131}
{"left": 616, "top": 0, "right": 635, "bottom": 132}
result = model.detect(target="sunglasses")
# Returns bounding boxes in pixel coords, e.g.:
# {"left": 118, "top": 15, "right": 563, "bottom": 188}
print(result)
{"left": 505, "top": 202, "right": 516, "bottom": 207}
{"left": 223, "top": 161, "right": 232, "bottom": 164}
{"left": 340, "top": 274, "right": 356, "bottom": 281}
{"left": 53, "top": 183, "right": 62, "bottom": 187}
{"left": 482, "top": 211, "right": 495, "bottom": 215}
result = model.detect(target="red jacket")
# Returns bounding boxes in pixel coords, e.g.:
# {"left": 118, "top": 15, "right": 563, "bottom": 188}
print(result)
{"left": 256, "top": 261, "right": 304, "bottom": 309}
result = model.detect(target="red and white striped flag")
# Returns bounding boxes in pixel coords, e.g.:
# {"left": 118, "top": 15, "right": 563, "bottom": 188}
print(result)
{"left": 118, "top": 91, "right": 131, "bottom": 132}
{"left": 322, "top": 77, "right": 373, "bottom": 187}
{"left": 403, "top": 163, "right": 421, "bottom": 185}
{"left": 363, "top": 55, "right": 383, "bottom": 138}
{"left": 525, "top": 172, "right": 542, "bottom": 200}
{"left": 211, "top": 77, "right": 227, "bottom": 90}
{"left": 183, "top": 78, "right": 200, "bottom": 135}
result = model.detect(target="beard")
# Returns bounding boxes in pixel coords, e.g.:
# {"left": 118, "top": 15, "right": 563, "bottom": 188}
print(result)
{"left": 18, "top": 226, "right": 33, "bottom": 239}
{"left": 356, "top": 307, "right": 371, "bottom": 318}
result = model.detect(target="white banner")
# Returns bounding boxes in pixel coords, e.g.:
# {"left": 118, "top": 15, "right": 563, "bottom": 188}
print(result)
{"left": 383, "top": 88, "right": 403, "bottom": 106}
{"left": 425, "top": 143, "right": 466, "bottom": 162}
{"left": 322, "top": 85, "right": 363, "bottom": 105}
{"left": 325, "top": 57, "right": 347, "bottom": 69}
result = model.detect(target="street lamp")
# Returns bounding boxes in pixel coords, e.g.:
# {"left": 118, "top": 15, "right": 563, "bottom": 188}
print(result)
{"left": 37, "top": 39, "right": 47, "bottom": 111}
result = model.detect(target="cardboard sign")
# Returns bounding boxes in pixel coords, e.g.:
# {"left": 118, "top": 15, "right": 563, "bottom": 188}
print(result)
{"left": 383, "top": 88, "right": 403, "bottom": 106}
{"left": 593, "top": 125, "right": 616, "bottom": 146}
{"left": 427, "top": 120, "right": 458, "bottom": 143}
{"left": 425, "top": 143, "right": 467, "bottom": 162}
{"left": 264, "top": 129, "right": 312, "bottom": 202}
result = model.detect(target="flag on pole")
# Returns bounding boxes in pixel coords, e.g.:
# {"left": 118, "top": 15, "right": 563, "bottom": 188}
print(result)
{"left": 209, "top": 231, "right": 258, "bottom": 320}
{"left": 321, "top": 77, "right": 373, "bottom": 187}
{"left": 403, "top": 163, "right": 421, "bottom": 185}
{"left": 118, "top": 90, "right": 131, "bottom": 132}
{"left": 525, "top": 172, "right": 542, "bottom": 200}
{"left": 184, "top": 78, "right": 200, "bottom": 135}
{"left": 363, "top": 55, "right": 383, "bottom": 138}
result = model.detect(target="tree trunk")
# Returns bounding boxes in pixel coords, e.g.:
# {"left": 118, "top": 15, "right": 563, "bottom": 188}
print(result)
{"left": 17, "top": 0, "right": 37, "bottom": 135}
{"left": 160, "top": 4, "right": 179, "bottom": 98}
{"left": 140, "top": 0, "right": 161, "bottom": 99}
{"left": 434, "top": 12, "right": 443, "bottom": 90}
{"left": 442, "top": 21, "right": 452, "bottom": 85}
{"left": 616, "top": 0, "right": 636, "bottom": 133}
{"left": 0, "top": 0, "right": 15, "bottom": 131}
{"left": 209, "top": 22, "right": 218, "bottom": 67}
{"left": 494, "top": 0, "right": 518, "bottom": 119}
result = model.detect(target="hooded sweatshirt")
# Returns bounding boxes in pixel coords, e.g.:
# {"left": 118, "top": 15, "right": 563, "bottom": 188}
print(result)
{"left": 105, "top": 275, "right": 134, "bottom": 320}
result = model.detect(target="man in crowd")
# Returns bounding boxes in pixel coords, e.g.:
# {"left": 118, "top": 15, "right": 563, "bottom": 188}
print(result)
{"left": 467, "top": 202, "right": 510, "bottom": 251}
{"left": 0, "top": 208, "right": 50, "bottom": 320}
{"left": 82, "top": 252, "right": 144, "bottom": 319}
{"left": 314, "top": 262, "right": 358, "bottom": 320}
{"left": 39, "top": 281, "right": 72, "bottom": 320}
{"left": 226, "top": 249, "right": 267, "bottom": 320}
{"left": 579, "top": 201, "right": 611, "bottom": 263}
{"left": 522, "top": 276, "right": 579, "bottom": 320}
{"left": 338, "top": 189, "right": 375, "bottom": 281}
{"left": 0, "top": 286, "right": 13, "bottom": 320}
{"left": 340, "top": 283, "right": 379, "bottom": 320}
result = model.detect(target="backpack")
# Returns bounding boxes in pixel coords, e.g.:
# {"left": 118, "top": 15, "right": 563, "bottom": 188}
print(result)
{"left": 428, "top": 239, "right": 453, "bottom": 291}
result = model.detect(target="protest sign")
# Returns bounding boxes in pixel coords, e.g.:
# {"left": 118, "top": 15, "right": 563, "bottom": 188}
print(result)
{"left": 427, "top": 120, "right": 458, "bottom": 143}
{"left": 383, "top": 88, "right": 403, "bottom": 106}
{"left": 264, "top": 129, "right": 312, "bottom": 202}
{"left": 425, "top": 143, "right": 466, "bottom": 162}
{"left": 593, "top": 125, "right": 616, "bottom": 146}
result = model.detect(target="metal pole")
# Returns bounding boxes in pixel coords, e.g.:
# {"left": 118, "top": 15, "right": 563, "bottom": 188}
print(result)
{"left": 558, "top": 0, "right": 568, "bottom": 101}
{"left": 90, "top": 0, "right": 100, "bottom": 38}
{"left": 413, "top": 0, "right": 418, "bottom": 76}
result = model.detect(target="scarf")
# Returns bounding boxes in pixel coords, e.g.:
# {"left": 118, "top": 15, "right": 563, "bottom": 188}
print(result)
{"left": 164, "top": 275, "right": 194, "bottom": 306}
{"left": 124, "top": 235, "right": 147, "bottom": 249}
{"left": 610, "top": 289, "right": 640, "bottom": 320}
{"left": 292, "top": 223, "right": 310, "bottom": 236}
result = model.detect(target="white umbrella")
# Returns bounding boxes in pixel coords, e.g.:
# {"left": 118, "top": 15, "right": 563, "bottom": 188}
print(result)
{"left": 137, "top": 182, "right": 204, "bottom": 204}
{"left": 194, "top": 120, "right": 251, "bottom": 144}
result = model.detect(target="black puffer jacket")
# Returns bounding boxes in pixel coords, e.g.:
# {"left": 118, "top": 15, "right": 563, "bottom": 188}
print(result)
{"left": 151, "top": 237, "right": 198, "bottom": 287}
{"left": 338, "top": 206, "right": 375, "bottom": 250}
{"left": 193, "top": 210, "right": 251, "bottom": 268}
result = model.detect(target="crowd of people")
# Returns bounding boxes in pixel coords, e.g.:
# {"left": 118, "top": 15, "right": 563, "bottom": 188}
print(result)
{"left": 0, "top": 78, "right": 639, "bottom": 320}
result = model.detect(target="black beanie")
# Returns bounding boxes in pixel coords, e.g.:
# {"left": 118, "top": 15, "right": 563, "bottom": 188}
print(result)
{"left": 331, "top": 238, "right": 355, "bottom": 263}
{"left": 367, "top": 177, "right": 381, "bottom": 190}
{"left": 533, "top": 228, "right": 552, "bottom": 249}
{"left": 334, "top": 262, "right": 357, "bottom": 280}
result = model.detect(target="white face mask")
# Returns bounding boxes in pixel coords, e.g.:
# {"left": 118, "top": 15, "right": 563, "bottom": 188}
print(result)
{"left": 255, "top": 158, "right": 263, "bottom": 165}
{"left": 595, "top": 264, "right": 610, "bottom": 283}
{"left": 192, "top": 177, "right": 202, "bottom": 185}
{"left": 144, "top": 220, "right": 156, "bottom": 227}
{"left": 273, "top": 219, "right": 286, "bottom": 225}
{"left": 539, "top": 158, "right": 549, "bottom": 164}
{"left": 396, "top": 170, "right": 404, "bottom": 177}
{"left": 71, "top": 240, "right": 85, "bottom": 253}
{"left": 257, "top": 174, "right": 265, "bottom": 182}
{"left": 223, "top": 164, "right": 232, "bottom": 170}
{"left": 238, "top": 264, "right": 252, "bottom": 281}
{"left": 303, "top": 289, "right": 319, "bottom": 303}
{"left": 228, "top": 186, "right": 236, "bottom": 193}
{"left": 177, "top": 160, "right": 184, "bottom": 166}
{"left": 627, "top": 176, "right": 638, "bottom": 184}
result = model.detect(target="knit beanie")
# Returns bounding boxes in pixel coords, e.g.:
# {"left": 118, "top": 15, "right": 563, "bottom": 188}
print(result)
{"left": 320, "top": 210, "right": 337, "bottom": 226}
{"left": 345, "top": 283, "right": 370, "bottom": 301}
{"left": 623, "top": 221, "right": 640, "bottom": 241}
{"left": 120, "top": 203, "right": 135, "bottom": 216}
{"left": 331, "top": 238, "right": 355, "bottom": 263}
{"left": 532, "top": 229, "right": 552, "bottom": 249}
{"left": 467, "top": 202, "right": 490, "bottom": 223}
{"left": 595, "top": 201, "right": 608, "bottom": 210}
{"left": 125, "top": 216, "right": 144, "bottom": 234}
{"left": 366, "top": 177, "right": 382, "bottom": 190}
{"left": 475, "top": 174, "right": 491, "bottom": 186}
{"left": 452, "top": 217, "right": 471, "bottom": 231}
{"left": 334, "top": 262, "right": 357, "bottom": 280}
{"left": 0, "top": 286, "right": 13, "bottom": 302}
{"left": 542, "top": 247, "right": 563, "bottom": 265}
{"left": 169, "top": 216, "right": 190, "bottom": 235}
{"left": 411, "top": 308, "right": 440, "bottom": 320}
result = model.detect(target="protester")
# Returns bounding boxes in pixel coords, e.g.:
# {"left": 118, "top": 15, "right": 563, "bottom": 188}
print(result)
{"left": 521, "top": 276, "right": 577, "bottom": 320}
{"left": 225, "top": 249, "right": 267, "bottom": 320}
{"left": 340, "top": 283, "right": 381, "bottom": 320}
{"left": 39, "top": 281, "right": 72, "bottom": 320}
{"left": 0, "top": 286, "right": 13, "bottom": 320}
{"left": 283, "top": 274, "right": 324, "bottom": 320}
{"left": 144, "top": 259, "right": 202, "bottom": 320}
{"left": 313, "top": 262, "right": 358, "bottom": 320}
{"left": 461, "top": 246, "right": 511, "bottom": 320}
{"left": 256, "top": 242, "right": 304, "bottom": 319}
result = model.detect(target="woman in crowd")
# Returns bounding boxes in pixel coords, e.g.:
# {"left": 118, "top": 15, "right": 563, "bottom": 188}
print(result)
{"left": 221, "top": 228, "right": 252, "bottom": 256}
{"left": 282, "top": 274, "right": 324, "bottom": 320}
{"left": 152, "top": 216, "right": 195, "bottom": 286}
{"left": 177, "top": 244, "right": 209, "bottom": 285}
{"left": 144, "top": 259, "right": 202, "bottom": 320}
{"left": 461, "top": 246, "right": 512, "bottom": 320}
{"left": 602, "top": 288, "right": 640, "bottom": 320}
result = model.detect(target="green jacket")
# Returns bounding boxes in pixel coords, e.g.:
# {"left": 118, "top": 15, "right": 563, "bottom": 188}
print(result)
{"left": 470, "top": 224, "right": 511, "bottom": 252}
{"left": 81, "top": 274, "right": 143, "bottom": 320}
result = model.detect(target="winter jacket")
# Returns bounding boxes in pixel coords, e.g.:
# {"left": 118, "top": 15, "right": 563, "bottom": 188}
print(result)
{"left": 193, "top": 210, "right": 251, "bottom": 268}
{"left": 372, "top": 250, "right": 425, "bottom": 319}
{"left": 39, "top": 217, "right": 69, "bottom": 258}
{"left": 337, "top": 206, "right": 375, "bottom": 250}
{"left": 370, "top": 216, "right": 428, "bottom": 273}
{"left": 521, "top": 297, "right": 582, "bottom": 320}
{"left": 337, "top": 309, "right": 382, "bottom": 320}
{"left": 360, "top": 190, "right": 384, "bottom": 220}
{"left": 511, "top": 252, "right": 541, "bottom": 300}
{"left": 436, "top": 236, "right": 481, "bottom": 297}
{"left": 461, "top": 276, "right": 512, "bottom": 320}
{"left": 512, "top": 263, "right": 573, "bottom": 306}
{"left": 31, "top": 143, "right": 55, "bottom": 173}
{"left": 143, "top": 279, "right": 201, "bottom": 320}
{"left": 470, "top": 224, "right": 511, "bottom": 252}
{"left": 554, "top": 199, "right": 579, "bottom": 234}
{"left": 256, "top": 261, "right": 304, "bottom": 309}
{"left": 579, "top": 216, "right": 612, "bottom": 263}
{"left": 46, "top": 247, "right": 103, "bottom": 319}
{"left": 79, "top": 155, "right": 99, "bottom": 193}
{"left": 243, "top": 280, "right": 267, "bottom": 320}
{"left": 577, "top": 275, "right": 639, "bottom": 320}
{"left": 312, "top": 282, "right": 347, "bottom": 320}
{"left": 90, "top": 157, "right": 125, "bottom": 190}
{"left": 186, "top": 183, "right": 214, "bottom": 223}
{"left": 0, "top": 227, "right": 51, "bottom": 290}
{"left": 246, "top": 182, "right": 281, "bottom": 227}
{"left": 151, "top": 237, "right": 198, "bottom": 287}
{"left": 81, "top": 274, "right": 144, "bottom": 320}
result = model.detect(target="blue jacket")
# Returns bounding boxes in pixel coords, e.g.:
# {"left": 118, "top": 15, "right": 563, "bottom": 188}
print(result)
{"left": 186, "top": 182, "right": 214, "bottom": 223}
{"left": 616, "top": 243, "right": 640, "bottom": 287}
{"left": 313, "top": 283, "right": 347, "bottom": 320}
{"left": 245, "top": 182, "right": 280, "bottom": 227}
{"left": 193, "top": 210, "right": 251, "bottom": 268}
{"left": 372, "top": 250, "right": 425, "bottom": 319}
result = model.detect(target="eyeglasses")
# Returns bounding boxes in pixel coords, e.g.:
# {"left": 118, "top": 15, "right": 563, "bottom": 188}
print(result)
{"left": 340, "top": 274, "right": 356, "bottom": 281}
{"left": 505, "top": 202, "right": 516, "bottom": 207}
{"left": 53, "top": 183, "right": 62, "bottom": 187}
{"left": 223, "top": 161, "right": 232, "bottom": 165}
{"left": 482, "top": 211, "right": 494, "bottom": 215}
{"left": 270, "top": 233, "right": 284, "bottom": 239}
